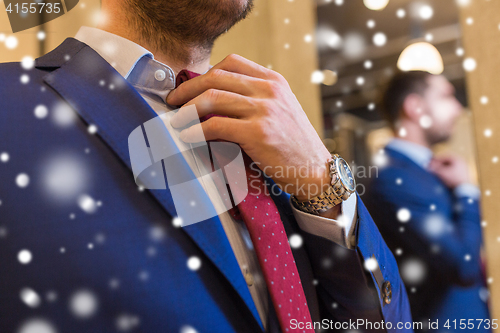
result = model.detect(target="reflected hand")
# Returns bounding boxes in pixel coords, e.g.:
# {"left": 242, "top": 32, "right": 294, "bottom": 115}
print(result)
{"left": 428, "top": 155, "right": 470, "bottom": 189}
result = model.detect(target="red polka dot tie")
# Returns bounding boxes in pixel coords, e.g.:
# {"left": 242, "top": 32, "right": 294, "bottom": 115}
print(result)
{"left": 237, "top": 155, "right": 314, "bottom": 332}
{"left": 176, "top": 70, "right": 314, "bottom": 332}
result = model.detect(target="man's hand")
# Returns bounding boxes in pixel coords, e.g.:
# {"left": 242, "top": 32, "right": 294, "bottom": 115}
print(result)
{"left": 167, "top": 54, "right": 332, "bottom": 203}
{"left": 428, "top": 155, "right": 470, "bottom": 189}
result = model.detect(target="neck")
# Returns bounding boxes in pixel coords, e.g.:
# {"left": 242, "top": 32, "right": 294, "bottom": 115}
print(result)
{"left": 96, "top": 8, "right": 212, "bottom": 75}
{"left": 396, "top": 119, "right": 432, "bottom": 149}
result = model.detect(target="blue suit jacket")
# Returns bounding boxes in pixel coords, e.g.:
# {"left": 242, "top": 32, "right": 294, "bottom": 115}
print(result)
{"left": 0, "top": 39, "right": 412, "bottom": 332}
{"left": 364, "top": 147, "right": 490, "bottom": 330}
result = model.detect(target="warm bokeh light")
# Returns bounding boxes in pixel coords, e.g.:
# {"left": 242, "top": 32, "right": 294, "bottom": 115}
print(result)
{"left": 316, "top": 26, "right": 343, "bottom": 50}
{"left": 397, "top": 42, "right": 444, "bottom": 74}
{"left": 363, "top": 0, "right": 390, "bottom": 11}
{"left": 311, "top": 69, "right": 338, "bottom": 86}
{"left": 322, "top": 70, "right": 338, "bottom": 86}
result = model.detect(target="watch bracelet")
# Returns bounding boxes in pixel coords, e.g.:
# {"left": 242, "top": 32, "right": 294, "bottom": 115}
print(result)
{"left": 292, "top": 155, "right": 352, "bottom": 215}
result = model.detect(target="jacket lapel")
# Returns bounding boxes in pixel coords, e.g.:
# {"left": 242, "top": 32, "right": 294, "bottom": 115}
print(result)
{"left": 37, "top": 38, "right": 263, "bottom": 329}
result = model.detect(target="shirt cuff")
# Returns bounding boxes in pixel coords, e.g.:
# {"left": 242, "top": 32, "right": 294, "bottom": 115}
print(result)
{"left": 290, "top": 195, "right": 358, "bottom": 249}
{"left": 454, "top": 183, "right": 481, "bottom": 200}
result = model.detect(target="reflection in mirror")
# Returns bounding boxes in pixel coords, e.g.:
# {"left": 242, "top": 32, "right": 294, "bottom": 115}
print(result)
{"left": 314, "top": 0, "right": 490, "bottom": 327}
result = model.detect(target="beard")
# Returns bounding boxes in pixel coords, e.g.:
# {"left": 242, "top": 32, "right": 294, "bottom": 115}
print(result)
{"left": 124, "top": 0, "right": 253, "bottom": 63}
{"left": 425, "top": 127, "right": 452, "bottom": 145}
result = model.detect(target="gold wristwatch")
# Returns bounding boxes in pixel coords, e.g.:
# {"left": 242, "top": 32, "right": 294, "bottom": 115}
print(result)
{"left": 292, "top": 154, "right": 356, "bottom": 215}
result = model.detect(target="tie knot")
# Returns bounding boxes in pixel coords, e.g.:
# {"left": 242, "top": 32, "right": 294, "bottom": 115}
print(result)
{"left": 176, "top": 69, "right": 201, "bottom": 88}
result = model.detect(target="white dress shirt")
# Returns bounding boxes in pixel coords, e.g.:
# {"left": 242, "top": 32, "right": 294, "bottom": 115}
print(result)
{"left": 75, "top": 26, "right": 358, "bottom": 327}
{"left": 387, "top": 138, "right": 480, "bottom": 199}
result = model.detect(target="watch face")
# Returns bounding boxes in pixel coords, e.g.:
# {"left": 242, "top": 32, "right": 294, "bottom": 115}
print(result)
{"left": 336, "top": 157, "right": 356, "bottom": 192}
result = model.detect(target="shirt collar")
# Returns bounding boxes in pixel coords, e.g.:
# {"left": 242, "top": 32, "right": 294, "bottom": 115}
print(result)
{"left": 75, "top": 26, "right": 177, "bottom": 103}
{"left": 75, "top": 26, "right": 156, "bottom": 79}
{"left": 127, "top": 56, "right": 176, "bottom": 102}
{"left": 386, "top": 138, "right": 433, "bottom": 169}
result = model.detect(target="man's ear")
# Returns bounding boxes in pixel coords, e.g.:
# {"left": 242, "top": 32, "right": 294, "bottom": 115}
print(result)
{"left": 402, "top": 93, "right": 424, "bottom": 123}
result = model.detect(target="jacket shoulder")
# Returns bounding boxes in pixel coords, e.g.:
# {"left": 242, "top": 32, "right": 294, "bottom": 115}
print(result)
{"left": 0, "top": 61, "right": 60, "bottom": 128}
{"left": 0, "top": 61, "right": 22, "bottom": 79}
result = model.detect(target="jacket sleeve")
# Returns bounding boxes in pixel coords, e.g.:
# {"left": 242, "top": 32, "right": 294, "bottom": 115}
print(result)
{"left": 299, "top": 194, "right": 414, "bottom": 332}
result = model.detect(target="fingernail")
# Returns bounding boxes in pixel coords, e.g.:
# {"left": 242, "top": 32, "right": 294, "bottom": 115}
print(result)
{"left": 179, "top": 124, "right": 205, "bottom": 143}
{"left": 170, "top": 105, "right": 200, "bottom": 129}
{"left": 170, "top": 112, "right": 180, "bottom": 128}
{"left": 179, "top": 129, "right": 189, "bottom": 142}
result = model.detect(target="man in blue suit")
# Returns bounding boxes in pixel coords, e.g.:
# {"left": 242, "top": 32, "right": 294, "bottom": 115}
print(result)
{"left": 365, "top": 71, "right": 490, "bottom": 331}
{"left": 0, "top": 0, "right": 412, "bottom": 332}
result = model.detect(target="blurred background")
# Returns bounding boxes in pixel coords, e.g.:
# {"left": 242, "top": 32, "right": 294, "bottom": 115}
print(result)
{"left": 315, "top": 0, "right": 478, "bottom": 193}
{"left": 1, "top": 0, "right": 499, "bottom": 328}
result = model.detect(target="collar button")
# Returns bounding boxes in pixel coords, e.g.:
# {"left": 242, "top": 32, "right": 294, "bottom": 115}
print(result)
{"left": 154, "top": 69, "right": 166, "bottom": 82}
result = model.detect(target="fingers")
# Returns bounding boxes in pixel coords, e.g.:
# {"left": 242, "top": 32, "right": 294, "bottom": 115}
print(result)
{"left": 432, "top": 156, "right": 452, "bottom": 164}
{"left": 167, "top": 54, "right": 283, "bottom": 106}
{"left": 167, "top": 67, "right": 264, "bottom": 106}
{"left": 432, "top": 155, "right": 463, "bottom": 169}
{"left": 212, "top": 54, "right": 279, "bottom": 80}
{"left": 429, "top": 162, "right": 447, "bottom": 174}
{"left": 179, "top": 116, "right": 249, "bottom": 143}
{"left": 428, "top": 163, "right": 441, "bottom": 173}
{"left": 434, "top": 153, "right": 462, "bottom": 161}
{"left": 429, "top": 157, "right": 444, "bottom": 165}
{"left": 170, "top": 90, "right": 256, "bottom": 128}
{"left": 429, "top": 158, "right": 447, "bottom": 173}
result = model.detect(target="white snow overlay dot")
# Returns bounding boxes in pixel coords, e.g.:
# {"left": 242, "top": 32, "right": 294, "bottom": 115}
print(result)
{"left": 397, "top": 208, "right": 411, "bottom": 222}
{"left": 18, "top": 249, "right": 32, "bottom": 264}
{"left": 16, "top": 174, "right": 30, "bottom": 188}
{"left": 20, "top": 288, "right": 41, "bottom": 308}
{"left": 187, "top": 256, "right": 202, "bottom": 271}
{"left": 34, "top": 105, "right": 48, "bottom": 119}
{"left": 289, "top": 234, "right": 303, "bottom": 249}
{"left": 364, "top": 257, "right": 379, "bottom": 272}
{"left": 69, "top": 290, "right": 99, "bottom": 319}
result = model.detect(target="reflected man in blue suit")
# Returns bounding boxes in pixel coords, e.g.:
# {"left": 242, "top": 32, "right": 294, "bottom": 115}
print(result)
{"left": 365, "top": 71, "right": 491, "bottom": 331}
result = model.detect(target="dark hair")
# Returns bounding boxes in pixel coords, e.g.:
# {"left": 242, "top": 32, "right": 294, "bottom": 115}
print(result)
{"left": 381, "top": 71, "right": 433, "bottom": 128}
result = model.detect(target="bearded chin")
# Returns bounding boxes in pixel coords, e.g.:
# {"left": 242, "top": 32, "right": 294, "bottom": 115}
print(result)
{"left": 125, "top": 0, "right": 254, "bottom": 58}
{"left": 426, "top": 129, "right": 451, "bottom": 145}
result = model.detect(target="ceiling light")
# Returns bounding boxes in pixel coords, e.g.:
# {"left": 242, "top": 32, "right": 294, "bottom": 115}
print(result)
{"left": 364, "top": 0, "right": 390, "bottom": 11}
{"left": 397, "top": 42, "right": 444, "bottom": 74}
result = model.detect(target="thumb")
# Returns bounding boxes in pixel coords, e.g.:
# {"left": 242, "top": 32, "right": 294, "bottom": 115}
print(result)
{"left": 428, "top": 159, "right": 441, "bottom": 170}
